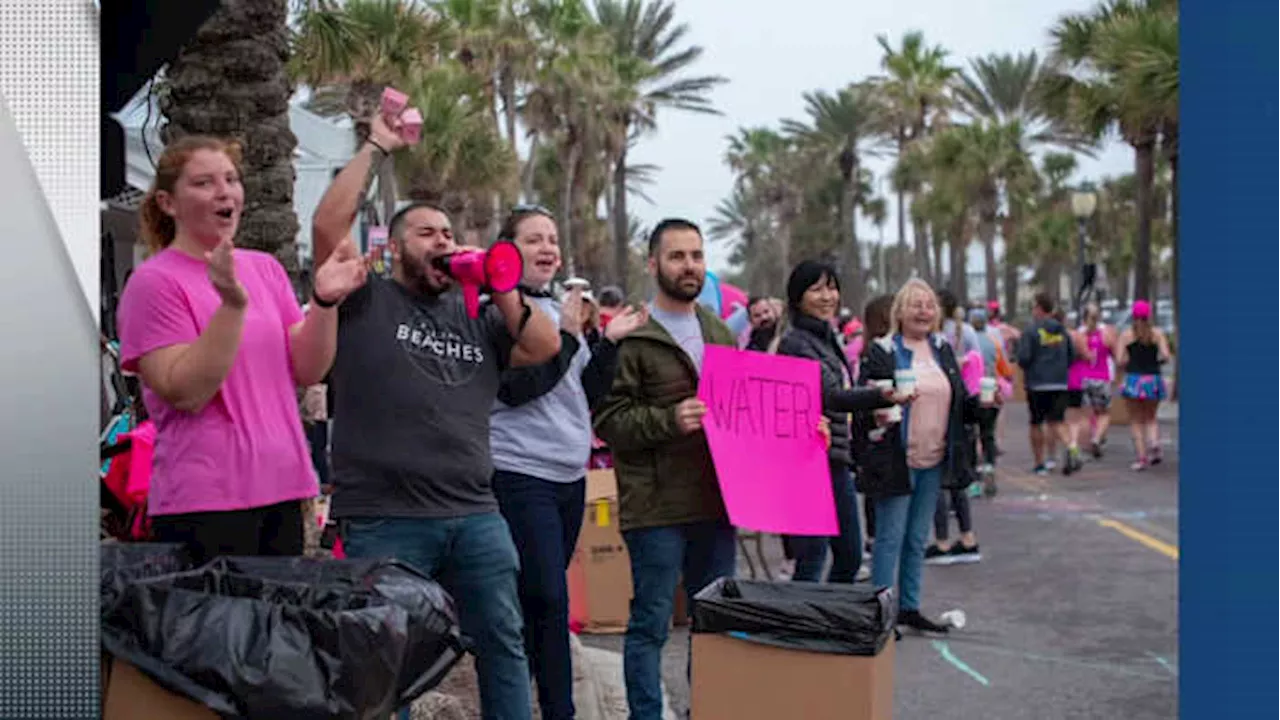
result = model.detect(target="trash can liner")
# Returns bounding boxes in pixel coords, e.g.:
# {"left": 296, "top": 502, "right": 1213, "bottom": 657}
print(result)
{"left": 691, "top": 578, "right": 896, "bottom": 657}
{"left": 99, "top": 542, "right": 193, "bottom": 610}
{"left": 100, "top": 556, "right": 465, "bottom": 720}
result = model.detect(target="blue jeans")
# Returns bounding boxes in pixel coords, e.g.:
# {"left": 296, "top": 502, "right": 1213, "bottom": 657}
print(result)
{"left": 493, "top": 471, "right": 585, "bottom": 720}
{"left": 622, "top": 521, "right": 737, "bottom": 720}
{"left": 341, "top": 512, "right": 532, "bottom": 720}
{"left": 871, "top": 464, "right": 943, "bottom": 611}
{"left": 792, "top": 462, "right": 862, "bottom": 583}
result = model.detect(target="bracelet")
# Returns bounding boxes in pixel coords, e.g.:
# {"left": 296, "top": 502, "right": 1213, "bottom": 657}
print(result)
{"left": 312, "top": 291, "right": 339, "bottom": 309}
{"left": 366, "top": 138, "right": 388, "bottom": 155}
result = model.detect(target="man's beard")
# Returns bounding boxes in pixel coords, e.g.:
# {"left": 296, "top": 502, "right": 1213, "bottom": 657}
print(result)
{"left": 401, "top": 251, "right": 450, "bottom": 296}
{"left": 656, "top": 265, "right": 704, "bottom": 303}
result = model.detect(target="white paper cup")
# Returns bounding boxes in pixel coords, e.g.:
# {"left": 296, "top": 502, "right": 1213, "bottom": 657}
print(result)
{"left": 894, "top": 369, "right": 917, "bottom": 398}
{"left": 980, "top": 377, "right": 997, "bottom": 404}
{"left": 873, "top": 380, "right": 902, "bottom": 424}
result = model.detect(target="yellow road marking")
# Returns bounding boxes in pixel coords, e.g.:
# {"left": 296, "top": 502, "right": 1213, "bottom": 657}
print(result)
{"left": 1095, "top": 518, "right": 1179, "bottom": 560}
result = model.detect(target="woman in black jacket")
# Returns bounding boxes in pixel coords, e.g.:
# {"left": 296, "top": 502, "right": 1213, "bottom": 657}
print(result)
{"left": 853, "top": 279, "right": 997, "bottom": 633}
{"left": 776, "top": 261, "right": 895, "bottom": 583}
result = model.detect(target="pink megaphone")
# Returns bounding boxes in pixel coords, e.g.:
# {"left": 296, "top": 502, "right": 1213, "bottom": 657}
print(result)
{"left": 432, "top": 243, "right": 524, "bottom": 318}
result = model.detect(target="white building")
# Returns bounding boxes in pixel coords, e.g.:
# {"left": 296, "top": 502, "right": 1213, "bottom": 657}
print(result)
{"left": 110, "top": 83, "right": 355, "bottom": 266}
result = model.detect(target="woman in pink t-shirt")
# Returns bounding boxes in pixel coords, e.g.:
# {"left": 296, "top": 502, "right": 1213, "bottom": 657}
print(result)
{"left": 117, "top": 136, "right": 368, "bottom": 563}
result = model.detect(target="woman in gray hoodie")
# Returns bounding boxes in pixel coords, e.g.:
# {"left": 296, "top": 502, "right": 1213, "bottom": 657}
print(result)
{"left": 488, "top": 206, "right": 647, "bottom": 720}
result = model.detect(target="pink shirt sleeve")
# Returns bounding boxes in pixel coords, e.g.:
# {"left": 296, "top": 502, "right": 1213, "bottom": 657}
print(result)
{"left": 116, "top": 266, "right": 200, "bottom": 374}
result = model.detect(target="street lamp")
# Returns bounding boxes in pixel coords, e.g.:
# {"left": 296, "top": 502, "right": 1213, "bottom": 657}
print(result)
{"left": 1070, "top": 190, "right": 1098, "bottom": 314}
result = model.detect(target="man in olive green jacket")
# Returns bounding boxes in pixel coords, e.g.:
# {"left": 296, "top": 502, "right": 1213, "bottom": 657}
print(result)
{"left": 593, "top": 219, "right": 738, "bottom": 720}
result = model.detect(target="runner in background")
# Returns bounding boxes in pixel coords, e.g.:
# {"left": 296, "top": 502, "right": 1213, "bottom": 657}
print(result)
{"left": 986, "top": 301, "right": 1020, "bottom": 453}
{"left": 1067, "top": 303, "right": 1117, "bottom": 460}
{"left": 1018, "top": 293, "right": 1076, "bottom": 476}
{"left": 1116, "top": 300, "right": 1170, "bottom": 471}
{"left": 968, "top": 308, "right": 1006, "bottom": 495}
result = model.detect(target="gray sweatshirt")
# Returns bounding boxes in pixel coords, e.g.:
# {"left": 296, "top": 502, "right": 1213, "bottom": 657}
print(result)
{"left": 489, "top": 295, "right": 593, "bottom": 483}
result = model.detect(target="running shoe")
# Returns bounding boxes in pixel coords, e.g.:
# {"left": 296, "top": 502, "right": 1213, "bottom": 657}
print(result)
{"left": 1090, "top": 440, "right": 1104, "bottom": 459}
{"left": 897, "top": 610, "right": 950, "bottom": 634}
{"left": 1044, "top": 458, "right": 1058, "bottom": 470}
{"left": 1150, "top": 445, "right": 1163, "bottom": 465}
{"left": 924, "top": 545, "right": 954, "bottom": 565}
{"left": 949, "top": 543, "right": 982, "bottom": 564}
{"left": 1130, "top": 457, "right": 1148, "bottom": 472}
{"left": 1033, "top": 464, "right": 1049, "bottom": 476}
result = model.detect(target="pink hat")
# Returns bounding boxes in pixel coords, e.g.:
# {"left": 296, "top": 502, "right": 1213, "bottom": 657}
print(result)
{"left": 1131, "top": 300, "right": 1152, "bottom": 320}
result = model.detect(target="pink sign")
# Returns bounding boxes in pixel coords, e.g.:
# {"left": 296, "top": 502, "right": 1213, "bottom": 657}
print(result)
{"left": 697, "top": 346, "right": 837, "bottom": 536}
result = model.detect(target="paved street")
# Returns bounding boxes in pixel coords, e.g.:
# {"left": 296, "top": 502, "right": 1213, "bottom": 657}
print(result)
{"left": 580, "top": 402, "right": 1179, "bottom": 719}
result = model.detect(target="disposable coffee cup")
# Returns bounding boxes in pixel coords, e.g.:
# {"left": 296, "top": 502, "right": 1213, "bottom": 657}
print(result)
{"left": 894, "top": 369, "right": 917, "bottom": 397}
{"left": 873, "top": 380, "right": 902, "bottom": 424}
{"left": 980, "top": 377, "right": 997, "bottom": 404}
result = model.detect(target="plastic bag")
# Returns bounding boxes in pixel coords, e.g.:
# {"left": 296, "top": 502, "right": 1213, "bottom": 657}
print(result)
{"left": 691, "top": 578, "right": 896, "bottom": 656}
{"left": 99, "top": 542, "right": 193, "bottom": 610}
{"left": 100, "top": 555, "right": 465, "bottom": 719}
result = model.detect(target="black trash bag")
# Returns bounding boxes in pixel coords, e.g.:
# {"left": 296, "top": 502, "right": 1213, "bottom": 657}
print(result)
{"left": 100, "top": 542, "right": 193, "bottom": 610}
{"left": 100, "top": 556, "right": 465, "bottom": 720}
{"left": 692, "top": 578, "right": 896, "bottom": 656}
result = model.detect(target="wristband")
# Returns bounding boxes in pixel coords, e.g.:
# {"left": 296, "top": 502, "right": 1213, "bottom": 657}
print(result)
{"left": 366, "top": 138, "right": 388, "bottom": 156}
{"left": 312, "top": 291, "right": 339, "bottom": 309}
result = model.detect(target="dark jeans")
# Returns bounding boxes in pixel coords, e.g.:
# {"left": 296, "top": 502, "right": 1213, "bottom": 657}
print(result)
{"left": 934, "top": 488, "right": 973, "bottom": 541}
{"left": 864, "top": 499, "right": 877, "bottom": 540}
{"left": 150, "top": 499, "right": 304, "bottom": 566}
{"left": 493, "top": 470, "right": 585, "bottom": 720}
{"left": 792, "top": 462, "right": 862, "bottom": 583}
{"left": 306, "top": 420, "right": 331, "bottom": 487}
{"left": 976, "top": 407, "right": 999, "bottom": 466}
{"left": 341, "top": 513, "right": 532, "bottom": 720}
{"left": 622, "top": 521, "right": 737, "bottom": 720}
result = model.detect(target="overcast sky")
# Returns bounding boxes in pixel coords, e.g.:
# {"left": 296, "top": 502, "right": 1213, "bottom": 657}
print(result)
{"left": 627, "top": 0, "right": 1133, "bottom": 274}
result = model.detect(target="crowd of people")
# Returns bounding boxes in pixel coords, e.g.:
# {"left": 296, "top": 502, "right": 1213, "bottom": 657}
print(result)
{"left": 113, "top": 107, "right": 1171, "bottom": 719}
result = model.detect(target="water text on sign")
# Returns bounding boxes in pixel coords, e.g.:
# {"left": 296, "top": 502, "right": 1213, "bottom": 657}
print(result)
{"left": 704, "top": 373, "right": 815, "bottom": 440}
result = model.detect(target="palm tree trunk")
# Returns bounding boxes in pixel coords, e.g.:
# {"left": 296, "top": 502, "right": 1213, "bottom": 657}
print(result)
{"left": 839, "top": 171, "right": 865, "bottom": 312}
{"left": 161, "top": 0, "right": 299, "bottom": 277}
{"left": 612, "top": 142, "right": 630, "bottom": 291}
{"left": 979, "top": 194, "right": 998, "bottom": 301}
{"left": 1132, "top": 134, "right": 1157, "bottom": 303}
{"left": 895, "top": 134, "right": 908, "bottom": 285}
{"left": 1001, "top": 210, "right": 1020, "bottom": 319}
{"left": 560, "top": 143, "right": 580, "bottom": 277}
{"left": 916, "top": 214, "right": 933, "bottom": 283}
{"left": 949, "top": 219, "right": 968, "bottom": 300}
{"left": 521, "top": 132, "right": 541, "bottom": 202}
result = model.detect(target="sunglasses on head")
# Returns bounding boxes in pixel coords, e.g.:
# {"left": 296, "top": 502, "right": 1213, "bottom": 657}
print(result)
{"left": 510, "top": 203, "right": 554, "bottom": 218}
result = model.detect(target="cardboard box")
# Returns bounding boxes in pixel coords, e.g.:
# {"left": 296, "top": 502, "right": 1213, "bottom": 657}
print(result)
{"left": 568, "top": 469, "right": 632, "bottom": 634}
{"left": 565, "top": 469, "right": 705, "bottom": 633}
{"left": 691, "top": 633, "right": 895, "bottom": 720}
{"left": 101, "top": 656, "right": 218, "bottom": 720}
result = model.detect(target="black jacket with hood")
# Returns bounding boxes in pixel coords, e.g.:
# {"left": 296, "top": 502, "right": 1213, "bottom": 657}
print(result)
{"left": 776, "top": 312, "right": 893, "bottom": 468}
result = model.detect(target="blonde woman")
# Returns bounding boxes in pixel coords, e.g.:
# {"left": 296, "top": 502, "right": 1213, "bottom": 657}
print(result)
{"left": 853, "top": 279, "right": 996, "bottom": 633}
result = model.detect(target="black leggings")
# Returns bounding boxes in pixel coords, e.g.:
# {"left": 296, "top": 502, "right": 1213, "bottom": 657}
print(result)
{"left": 150, "top": 499, "right": 305, "bottom": 566}
{"left": 933, "top": 488, "right": 972, "bottom": 541}
{"left": 976, "top": 407, "right": 999, "bottom": 465}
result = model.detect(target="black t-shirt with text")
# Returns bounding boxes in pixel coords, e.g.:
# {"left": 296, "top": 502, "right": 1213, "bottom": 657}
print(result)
{"left": 329, "top": 276, "right": 513, "bottom": 519}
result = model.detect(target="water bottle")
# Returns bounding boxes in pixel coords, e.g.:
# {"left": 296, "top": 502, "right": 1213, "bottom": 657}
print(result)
{"left": 940, "top": 609, "right": 967, "bottom": 630}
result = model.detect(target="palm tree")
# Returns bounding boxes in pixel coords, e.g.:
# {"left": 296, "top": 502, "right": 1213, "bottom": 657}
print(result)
{"left": 593, "top": 0, "right": 726, "bottom": 290}
{"left": 724, "top": 126, "right": 806, "bottom": 293}
{"left": 862, "top": 196, "right": 890, "bottom": 294}
{"left": 291, "top": 0, "right": 453, "bottom": 224}
{"left": 873, "top": 31, "right": 958, "bottom": 283}
{"left": 781, "top": 82, "right": 886, "bottom": 310}
{"left": 954, "top": 50, "right": 1095, "bottom": 307}
{"left": 160, "top": 0, "right": 301, "bottom": 278}
{"left": 1047, "top": 0, "right": 1178, "bottom": 306}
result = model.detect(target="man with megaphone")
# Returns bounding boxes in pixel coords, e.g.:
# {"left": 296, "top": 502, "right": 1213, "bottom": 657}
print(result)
{"left": 310, "top": 106, "right": 560, "bottom": 720}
